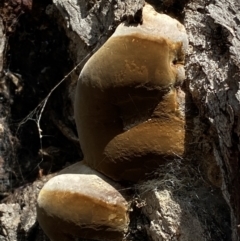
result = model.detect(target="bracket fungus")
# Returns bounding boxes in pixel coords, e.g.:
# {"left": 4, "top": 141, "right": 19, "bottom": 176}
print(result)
{"left": 37, "top": 4, "right": 188, "bottom": 241}
{"left": 74, "top": 4, "right": 188, "bottom": 182}
{"left": 37, "top": 162, "right": 129, "bottom": 241}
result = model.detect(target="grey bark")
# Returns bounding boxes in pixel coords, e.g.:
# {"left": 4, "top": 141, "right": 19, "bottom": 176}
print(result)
{"left": 0, "top": 175, "right": 54, "bottom": 241}
{"left": 185, "top": 0, "right": 240, "bottom": 240}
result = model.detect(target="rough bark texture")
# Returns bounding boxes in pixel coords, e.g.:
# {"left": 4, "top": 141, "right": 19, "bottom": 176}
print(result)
{"left": 0, "top": 16, "right": 15, "bottom": 196}
{"left": 185, "top": 0, "right": 240, "bottom": 240}
{"left": 0, "top": 0, "right": 239, "bottom": 240}
{"left": 0, "top": 175, "right": 54, "bottom": 241}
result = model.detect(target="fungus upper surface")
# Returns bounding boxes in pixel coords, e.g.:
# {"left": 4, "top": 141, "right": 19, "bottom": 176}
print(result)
{"left": 37, "top": 162, "right": 129, "bottom": 241}
{"left": 74, "top": 4, "right": 188, "bottom": 182}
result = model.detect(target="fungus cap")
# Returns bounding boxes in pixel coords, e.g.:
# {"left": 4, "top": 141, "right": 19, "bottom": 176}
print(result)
{"left": 37, "top": 162, "right": 129, "bottom": 241}
{"left": 74, "top": 4, "right": 188, "bottom": 182}
{"left": 114, "top": 4, "right": 188, "bottom": 52}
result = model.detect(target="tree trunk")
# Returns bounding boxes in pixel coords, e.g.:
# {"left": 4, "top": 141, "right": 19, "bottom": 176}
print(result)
{"left": 185, "top": 0, "right": 240, "bottom": 240}
{"left": 0, "top": 0, "right": 239, "bottom": 240}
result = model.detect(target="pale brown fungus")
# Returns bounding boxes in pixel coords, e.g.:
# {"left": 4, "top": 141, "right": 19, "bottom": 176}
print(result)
{"left": 74, "top": 4, "right": 188, "bottom": 182}
{"left": 37, "top": 162, "right": 129, "bottom": 241}
{"left": 37, "top": 4, "right": 188, "bottom": 240}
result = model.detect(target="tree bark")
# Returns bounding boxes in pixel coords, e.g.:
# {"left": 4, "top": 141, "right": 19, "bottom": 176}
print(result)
{"left": 185, "top": 0, "right": 240, "bottom": 240}
{"left": 0, "top": 0, "right": 239, "bottom": 240}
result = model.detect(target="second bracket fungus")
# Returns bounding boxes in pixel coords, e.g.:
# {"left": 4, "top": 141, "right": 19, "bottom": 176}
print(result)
{"left": 74, "top": 4, "right": 188, "bottom": 182}
{"left": 37, "top": 162, "right": 129, "bottom": 241}
{"left": 37, "top": 3, "right": 188, "bottom": 241}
